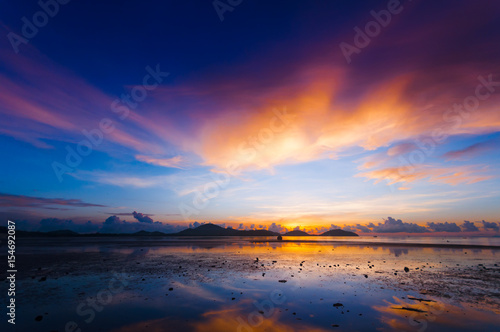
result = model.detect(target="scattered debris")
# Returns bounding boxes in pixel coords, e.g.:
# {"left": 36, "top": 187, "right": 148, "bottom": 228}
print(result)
{"left": 407, "top": 296, "right": 436, "bottom": 303}
{"left": 392, "top": 307, "right": 427, "bottom": 313}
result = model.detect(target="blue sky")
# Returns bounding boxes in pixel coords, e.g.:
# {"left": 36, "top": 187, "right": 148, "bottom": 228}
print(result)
{"left": 1, "top": 0, "right": 499, "bottom": 234}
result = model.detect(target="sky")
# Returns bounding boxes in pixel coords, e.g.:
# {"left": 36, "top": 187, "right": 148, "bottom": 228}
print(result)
{"left": 1, "top": 0, "right": 499, "bottom": 234}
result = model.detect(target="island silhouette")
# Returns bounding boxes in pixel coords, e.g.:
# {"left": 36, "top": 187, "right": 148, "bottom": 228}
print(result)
{"left": 0, "top": 223, "right": 358, "bottom": 237}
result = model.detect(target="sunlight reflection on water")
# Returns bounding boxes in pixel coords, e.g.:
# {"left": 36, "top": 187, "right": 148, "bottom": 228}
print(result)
{"left": 3, "top": 237, "right": 499, "bottom": 331}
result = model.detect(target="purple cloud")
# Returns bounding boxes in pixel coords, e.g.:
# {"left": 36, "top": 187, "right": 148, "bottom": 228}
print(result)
{"left": 268, "top": 223, "right": 287, "bottom": 233}
{"left": 132, "top": 211, "right": 154, "bottom": 223}
{"left": 481, "top": 220, "right": 499, "bottom": 232}
{"left": 426, "top": 222, "right": 461, "bottom": 232}
{"left": 39, "top": 218, "right": 100, "bottom": 233}
{"left": 0, "top": 193, "right": 106, "bottom": 209}
{"left": 460, "top": 220, "right": 479, "bottom": 232}
{"left": 369, "top": 217, "right": 429, "bottom": 233}
{"left": 443, "top": 138, "right": 498, "bottom": 161}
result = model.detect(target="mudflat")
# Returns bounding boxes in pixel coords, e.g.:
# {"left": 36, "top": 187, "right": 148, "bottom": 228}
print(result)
{"left": 1, "top": 236, "right": 499, "bottom": 331}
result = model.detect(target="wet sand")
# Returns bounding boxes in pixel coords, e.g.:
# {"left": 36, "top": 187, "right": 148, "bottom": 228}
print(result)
{"left": 1, "top": 237, "right": 499, "bottom": 331}
{"left": 252, "top": 239, "right": 500, "bottom": 250}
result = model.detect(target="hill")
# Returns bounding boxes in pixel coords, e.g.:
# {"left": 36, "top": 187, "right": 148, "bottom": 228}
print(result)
{"left": 133, "top": 230, "right": 169, "bottom": 236}
{"left": 320, "top": 229, "right": 358, "bottom": 237}
{"left": 283, "top": 230, "right": 311, "bottom": 236}
{"left": 175, "top": 223, "right": 239, "bottom": 236}
{"left": 174, "top": 223, "right": 279, "bottom": 236}
{"left": 0, "top": 224, "right": 279, "bottom": 237}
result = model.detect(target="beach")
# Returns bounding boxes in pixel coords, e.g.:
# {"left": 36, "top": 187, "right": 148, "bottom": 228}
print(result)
{"left": 1, "top": 236, "right": 499, "bottom": 332}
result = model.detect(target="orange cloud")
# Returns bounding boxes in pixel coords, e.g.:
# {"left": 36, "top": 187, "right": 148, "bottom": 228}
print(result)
{"left": 2, "top": 30, "right": 500, "bottom": 185}
{"left": 358, "top": 164, "right": 493, "bottom": 186}
{"left": 187, "top": 67, "right": 500, "bottom": 176}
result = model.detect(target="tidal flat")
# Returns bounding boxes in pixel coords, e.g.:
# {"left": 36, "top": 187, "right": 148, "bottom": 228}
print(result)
{"left": 1, "top": 236, "right": 500, "bottom": 332}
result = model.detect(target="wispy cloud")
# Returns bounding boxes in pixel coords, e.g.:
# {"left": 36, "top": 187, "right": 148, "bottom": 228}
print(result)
{"left": 0, "top": 193, "right": 106, "bottom": 209}
{"left": 135, "top": 155, "right": 187, "bottom": 169}
{"left": 358, "top": 164, "right": 493, "bottom": 187}
{"left": 443, "top": 138, "right": 498, "bottom": 161}
{"left": 70, "top": 171, "right": 177, "bottom": 188}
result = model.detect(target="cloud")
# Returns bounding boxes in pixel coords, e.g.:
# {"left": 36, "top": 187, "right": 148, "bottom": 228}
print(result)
{"left": 358, "top": 152, "right": 387, "bottom": 170}
{"left": 426, "top": 221, "right": 461, "bottom": 232}
{"left": 189, "top": 221, "right": 203, "bottom": 228}
{"left": 2, "top": 3, "right": 500, "bottom": 180}
{"left": 39, "top": 218, "right": 75, "bottom": 232}
{"left": 132, "top": 211, "right": 153, "bottom": 223}
{"left": 341, "top": 219, "right": 498, "bottom": 233}
{"left": 0, "top": 44, "right": 170, "bottom": 156}
{"left": 481, "top": 220, "right": 499, "bottom": 232}
{"left": 313, "top": 224, "right": 343, "bottom": 234}
{"left": 190, "top": 67, "right": 500, "bottom": 174}
{"left": 135, "top": 155, "right": 186, "bottom": 169}
{"left": 1, "top": 4, "right": 499, "bottom": 229}
{"left": 39, "top": 218, "right": 100, "bottom": 233}
{"left": 460, "top": 220, "right": 479, "bottom": 232}
{"left": 100, "top": 215, "right": 186, "bottom": 233}
{"left": 342, "top": 224, "right": 372, "bottom": 233}
{"left": 342, "top": 225, "right": 356, "bottom": 233}
{"left": 387, "top": 142, "right": 418, "bottom": 156}
{"left": 71, "top": 171, "right": 176, "bottom": 188}
{"left": 104, "top": 212, "right": 154, "bottom": 216}
{"left": 358, "top": 165, "right": 493, "bottom": 187}
{"left": 267, "top": 223, "right": 287, "bottom": 233}
{"left": 312, "top": 226, "right": 329, "bottom": 234}
{"left": 354, "top": 224, "right": 372, "bottom": 233}
{"left": 0, "top": 192, "right": 106, "bottom": 209}
{"left": 443, "top": 138, "right": 498, "bottom": 161}
{"left": 358, "top": 142, "right": 419, "bottom": 171}
{"left": 369, "top": 217, "right": 429, "bottom": 233}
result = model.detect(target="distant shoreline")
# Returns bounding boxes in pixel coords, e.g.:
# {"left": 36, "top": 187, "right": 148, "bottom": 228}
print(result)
{"left": 251, "top": 239, "right": 500, "bottom": 250}
{"left": 3, "top": 235, "right": 499, "bottom": 250}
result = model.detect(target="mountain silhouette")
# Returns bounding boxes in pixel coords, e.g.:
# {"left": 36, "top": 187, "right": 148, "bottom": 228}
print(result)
{"left": 175, "top": 223, "right": 279, "bottom": 236}
{"left": 283, "top": 230, "right": 311, "bottom": 236}
{"left": 320, "top": 229, "right": 358, "bottom": 236}
{"left": 0, "top": 224, "right": 358, "bottom": 237}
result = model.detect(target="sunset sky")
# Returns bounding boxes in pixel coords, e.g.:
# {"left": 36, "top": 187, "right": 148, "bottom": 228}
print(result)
{"left": 1, "top": 0, "right": 499, "bottom": 234}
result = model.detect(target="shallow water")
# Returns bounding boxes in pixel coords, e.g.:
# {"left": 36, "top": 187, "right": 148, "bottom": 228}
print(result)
{"left": 1, "top": 237, "right": 499, "bottom": 331}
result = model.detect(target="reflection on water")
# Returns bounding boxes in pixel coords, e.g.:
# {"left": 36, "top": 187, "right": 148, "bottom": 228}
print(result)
{"left": 388, "top": 248, "right": 409, "bottom": 257}
{"left": 110, "top": 300, "right": 334, "bottom": 332}
{"left": 374, "top": 296, "right": 500, "bottom": 332}
{"left": 2, "top": 238, "right": 499, "bottom": 331}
